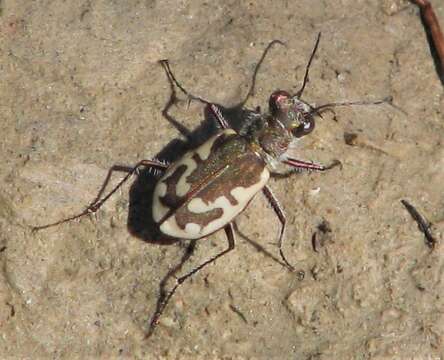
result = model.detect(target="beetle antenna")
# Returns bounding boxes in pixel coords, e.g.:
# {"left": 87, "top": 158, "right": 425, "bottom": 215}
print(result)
{"left": 315, "top": 96, "right": 390, "bottom": 111}
{"left": 238, "top": 39, "right": 286, "bottom": 106}
{"left": 311, "top": 95, "right": 406, "bottom": 115}
{"left": 161, "top": 40, "right": 286, "bottom": 109}
{"left": 295, "top": 32, "right": 322, "bottom": 98}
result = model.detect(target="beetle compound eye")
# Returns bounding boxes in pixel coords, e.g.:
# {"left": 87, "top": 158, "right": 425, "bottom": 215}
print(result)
{"left": 293, "top": 117, "right": 315, "bottom": 138}
{"left": 303, "top": 120, "right": 314, "bottom": 132}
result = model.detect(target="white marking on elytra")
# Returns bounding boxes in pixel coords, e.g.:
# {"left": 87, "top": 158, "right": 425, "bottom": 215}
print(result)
{"left": 173, "top": 130, "right": 235, "bottom": 197}
{"left": 188, "top": 195, "right": 232, "bottom": 215}
{"left": 185, "top": 223, "right": 201, "bottom": 236}
{"left": 159, "top": 215, "right": 183, "bottom": 238}
{"left": 199, "top": 167, "right": 270, "bottom": 237}
{"left": 153, "top": 129, "right": 237, "bottom": 218}
{"left": 175, "top": 154, "right": 198, "bottom": 197}
{"left": 159, "top": 167, "right": 270, "bottom": 239}
{"left": 159, "top": 216, "right": 202, "bottom": 239}
{"left": 231, "top": 166, "right": 270, "bottom": 202}
{"left": 187, "top": 197, "right": 211, "bottom": 213}
{"left": 195, "top": 130, "right": 235, "bottom": 160}
{"left": 152, "top": 182, "right": 169, "bottom": 222}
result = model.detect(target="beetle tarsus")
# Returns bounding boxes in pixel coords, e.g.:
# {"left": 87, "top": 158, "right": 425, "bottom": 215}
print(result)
{"left": 279, "top": 249, "right": 295, "bottom": 272}
{"left": 321, "top": 159, "right": 342, "bottom": 171}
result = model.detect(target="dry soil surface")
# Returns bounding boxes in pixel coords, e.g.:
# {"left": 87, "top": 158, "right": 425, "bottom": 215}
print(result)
{"left": 1, "top": 0, "right": 444, "bottom": 359}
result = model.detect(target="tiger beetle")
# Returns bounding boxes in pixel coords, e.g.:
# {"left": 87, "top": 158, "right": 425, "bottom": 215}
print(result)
{"left": 32, "top": 33, "right": 390, "bottom": 337}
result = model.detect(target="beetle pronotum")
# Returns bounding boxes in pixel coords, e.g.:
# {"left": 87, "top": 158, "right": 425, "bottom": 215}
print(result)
{"left": 33, "top": 33, "right": 389, "bottom": 337}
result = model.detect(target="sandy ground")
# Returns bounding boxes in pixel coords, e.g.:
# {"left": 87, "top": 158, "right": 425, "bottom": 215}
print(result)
{"left": 1, "top": 0, "right": 444, "bottom": 358}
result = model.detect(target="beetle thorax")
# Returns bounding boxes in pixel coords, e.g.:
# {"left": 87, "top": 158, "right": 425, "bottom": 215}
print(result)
{"left": 257, "top": 118, "right": 293, "bottom": 159}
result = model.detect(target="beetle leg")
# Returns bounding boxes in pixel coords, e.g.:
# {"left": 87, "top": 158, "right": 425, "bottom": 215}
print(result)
{"left": 147, "top": 223, "right": 235, "bottom": 338}
{"left": 160, "top": 62, "right": 193, "bottom": 139}
{"left": 32, "top": 159, "right": 169, "bottom": 231}
{"left": 160, "top": 59, "right": 230, "bottom": 130}
{"left": 262, "top": 185, "right": 294, "bottom": 271}
{"left": 207, "top": 103, "right": 230, "bottom": 129}
{"left": 283, "top": 157, "right": 341, "bottom": 172}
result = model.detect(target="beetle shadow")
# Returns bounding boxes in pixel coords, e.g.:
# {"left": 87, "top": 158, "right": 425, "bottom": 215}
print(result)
{"left": 232, "top": 223, "right": 292, "bottom": 270}
{"left": 126, "top": 83, "right": 221, "bottom": 245}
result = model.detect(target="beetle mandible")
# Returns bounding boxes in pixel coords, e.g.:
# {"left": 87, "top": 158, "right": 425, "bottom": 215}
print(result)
{"left": 33, "top": 33, "right": 388, "bottom": 337}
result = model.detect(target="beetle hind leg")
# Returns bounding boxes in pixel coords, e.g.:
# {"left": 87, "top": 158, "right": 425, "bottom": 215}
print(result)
{"left": 146, "top": 223, "right": 236, "bottom": 338}
{"left": 31, "top": 159, "right": 169, "bottom": 232}
{"left": 262, "top": 185, "right": 294, "bottom": 272}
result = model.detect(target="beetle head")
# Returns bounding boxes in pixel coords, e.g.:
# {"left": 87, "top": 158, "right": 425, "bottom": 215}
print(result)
{"left": 269, "top": 90, "right": 315, "bottom": 138}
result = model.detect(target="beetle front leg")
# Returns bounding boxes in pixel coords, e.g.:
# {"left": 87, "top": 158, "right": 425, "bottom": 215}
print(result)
{"left": 147, "top": 222, "right": 236, "bottom": 338}
{"left": 262, "top": 185, "right": 294, "bottom": 271}
{"left": 207, "top": 103, "right": 230, "bottom": 129}
{"left": 270, "top": 158, "right": 341, "bottom": 177}
{"left": 32, "top": 159, "right": 169, "bottom": 231}
{"left": 283, "top": 157, "right": 341, "bottom": 172}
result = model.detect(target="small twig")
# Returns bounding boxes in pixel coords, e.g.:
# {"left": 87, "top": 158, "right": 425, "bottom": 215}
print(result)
{"left": 411, "top": 0, "right": 444, "bottom": 76}
{"left": 229, "top": 304, "right": 248, "bottom": 324}
{"left": 311, "top": 220, "right": 332, "bottom": 253}
{"left": 401, "top": 199, "right": 437, "bottom": 249}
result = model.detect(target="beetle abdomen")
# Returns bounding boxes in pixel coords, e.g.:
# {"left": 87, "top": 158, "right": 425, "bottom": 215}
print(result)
{"left": 153, "top": 129, "right": 269, "bottom": 239}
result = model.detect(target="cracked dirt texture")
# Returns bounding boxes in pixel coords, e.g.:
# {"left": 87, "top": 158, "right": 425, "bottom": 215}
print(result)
{"left": 1, "top": 0, "right": 444, "bottom": 359}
